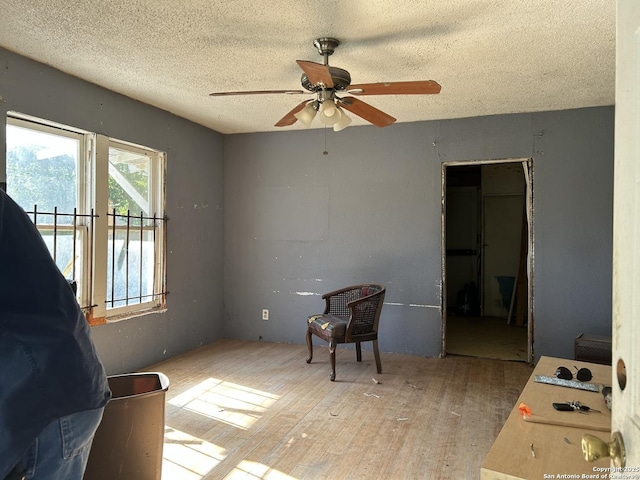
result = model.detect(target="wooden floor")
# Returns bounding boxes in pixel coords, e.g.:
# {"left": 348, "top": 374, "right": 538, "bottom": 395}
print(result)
{"left": 148, "top": 339, "right": 533, "bottom": 480}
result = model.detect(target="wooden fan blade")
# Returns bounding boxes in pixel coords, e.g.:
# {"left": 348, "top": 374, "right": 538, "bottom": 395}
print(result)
{"left": 274, "top": 101, "right": 309, "bottom": 127}
{"left": 296, "top": 60, "right": 334, "bottom": 88}
{"left": 210, "top": 90, "right": 305, "bottom": 97}
{"left": 338, "top": 97, "right": 396, "bottom": 127}
{"left": 347, "top": 80, "right": 441, "bottom": 96}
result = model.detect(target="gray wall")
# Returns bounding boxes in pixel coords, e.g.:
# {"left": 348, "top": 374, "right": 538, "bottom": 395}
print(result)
{"left": 0, "top": 48, "right": 225, "bottom": 374}
{"left": 2, "top": 47, "right": 614, "bottom": 367}
{"left": 224, "top": 107, "right": 614, "bottom": 360}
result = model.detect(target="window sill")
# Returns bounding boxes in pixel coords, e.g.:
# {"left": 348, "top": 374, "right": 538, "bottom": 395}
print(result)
{"left": 88, "top": 307, "right": 167, "bottom": 326}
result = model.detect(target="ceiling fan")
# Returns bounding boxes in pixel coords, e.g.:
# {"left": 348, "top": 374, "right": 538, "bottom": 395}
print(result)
{"left": 209, "top": 37, "right": 441, "bottom": 131}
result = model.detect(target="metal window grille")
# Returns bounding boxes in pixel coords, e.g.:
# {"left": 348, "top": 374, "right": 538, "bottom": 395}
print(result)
{"left": 26, "top": 205, "right": 167, "bottom": 314}
{"left": 27, "top": 205, "right": 97, "bottom": 312}
{"left": 106, "top": 208, "right": 168, "bottom": 309}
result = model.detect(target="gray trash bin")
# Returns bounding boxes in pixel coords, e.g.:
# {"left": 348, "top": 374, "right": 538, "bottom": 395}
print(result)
{"left": 84, "top": 372, "right": 170, "bottom": 480}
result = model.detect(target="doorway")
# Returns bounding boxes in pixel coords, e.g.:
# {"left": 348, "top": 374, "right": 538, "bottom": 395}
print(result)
{"left": 442, "top": 159, "right": 533, "bottom": 363}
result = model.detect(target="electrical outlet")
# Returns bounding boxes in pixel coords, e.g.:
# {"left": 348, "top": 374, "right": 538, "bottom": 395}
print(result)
{"left": 262, "top": 309, "right": 269, "bottom": 321}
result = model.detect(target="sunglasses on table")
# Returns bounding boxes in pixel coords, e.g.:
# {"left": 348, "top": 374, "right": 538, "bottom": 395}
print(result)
{"left": 555, "top": 365, "right": 593, "bottom": 382}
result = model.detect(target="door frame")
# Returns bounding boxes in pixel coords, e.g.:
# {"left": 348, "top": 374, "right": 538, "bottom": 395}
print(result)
{"left": 441, "top": 157, "right": 534, "bottom": 364}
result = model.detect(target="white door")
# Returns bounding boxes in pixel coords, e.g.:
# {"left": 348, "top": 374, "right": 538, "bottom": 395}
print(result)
{"left": 612, "top": 0, "right": 639, "bottom": 464}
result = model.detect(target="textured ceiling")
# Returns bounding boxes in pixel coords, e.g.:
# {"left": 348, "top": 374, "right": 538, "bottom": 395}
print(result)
{"left": 0, "top": 1, "right": 615, "bottom": 135}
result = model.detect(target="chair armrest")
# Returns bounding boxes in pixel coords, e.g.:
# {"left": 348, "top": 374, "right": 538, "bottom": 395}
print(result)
{"left": 344, "top": 287, "right": 386, "bottom": 338}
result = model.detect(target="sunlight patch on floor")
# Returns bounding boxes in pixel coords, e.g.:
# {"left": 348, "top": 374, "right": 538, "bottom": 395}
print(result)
{"left": 222, "top": 460, "right": 299, "bottom": 480}
{"left": 162, "top": 426, "right": 227, "bottom": 480}
{"left": 168, "top": 377, "right": 280, "bottom": 430}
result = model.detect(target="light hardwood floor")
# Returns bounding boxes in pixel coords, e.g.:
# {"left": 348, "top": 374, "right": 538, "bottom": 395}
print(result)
{"left": 148, "top": 339, "right": 533, "bottom": 480}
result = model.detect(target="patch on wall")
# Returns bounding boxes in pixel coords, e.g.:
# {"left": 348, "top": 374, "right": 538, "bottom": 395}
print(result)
{"left": 255, "top": 186, "right": 329, "bottom": 241}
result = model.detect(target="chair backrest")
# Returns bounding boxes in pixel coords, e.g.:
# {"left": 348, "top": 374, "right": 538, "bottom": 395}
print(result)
{"left": 324, "top": 284, "right": 385, "bottom": 337}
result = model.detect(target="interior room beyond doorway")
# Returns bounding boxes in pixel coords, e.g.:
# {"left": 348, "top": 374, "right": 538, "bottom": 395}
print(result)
{"left": 443, "top": 161, "right": 531, "bottom": 362}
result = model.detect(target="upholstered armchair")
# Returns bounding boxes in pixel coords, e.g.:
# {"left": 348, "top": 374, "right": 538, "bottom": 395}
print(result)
{"left": 306, "top": 284, "right": 386, "bottom": 381}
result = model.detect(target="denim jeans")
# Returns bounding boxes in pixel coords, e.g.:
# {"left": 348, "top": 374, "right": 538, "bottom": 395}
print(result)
{"left": 15, "top": 407, "right": 105, "bottom": 480}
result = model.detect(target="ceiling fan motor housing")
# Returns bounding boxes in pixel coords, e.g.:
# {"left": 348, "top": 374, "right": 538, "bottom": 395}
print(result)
{"left": 301, "top": 67, "right": 351, "bottom": 92}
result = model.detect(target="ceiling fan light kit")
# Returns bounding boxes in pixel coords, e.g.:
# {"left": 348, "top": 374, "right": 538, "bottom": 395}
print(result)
{"left": 293, "top": 99, "right": 352, "bottom": 131}
{"left": 332, "top": 110, "right": 352, "bottom": 132}
{"left": 293, "top": 101, "right": 318, "bottom": 127}
{"left": 209, "top": 37, "right": 441, "bottom": 131}
{"left": 318, "top": 102, "right": 342, "bottom": 127}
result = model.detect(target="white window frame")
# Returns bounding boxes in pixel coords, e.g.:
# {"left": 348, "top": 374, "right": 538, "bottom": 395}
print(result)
{"left": 7, "top": 116, "right": 94, "bottom": 310}
{"left": 94, "top": 136, "right": 167, "bottom": 320}
{"left": 6, "top": 113, "right": 167, "bottom": 322}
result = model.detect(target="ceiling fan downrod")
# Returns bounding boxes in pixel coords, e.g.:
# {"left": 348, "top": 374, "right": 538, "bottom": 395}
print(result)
{"left": 313, "top": 37, "right": 340, "bottom": 66}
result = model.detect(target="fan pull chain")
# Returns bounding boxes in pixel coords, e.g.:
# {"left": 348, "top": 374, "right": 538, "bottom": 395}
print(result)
{"left": 323, "top": 126, "right": 329, "bottom": 155}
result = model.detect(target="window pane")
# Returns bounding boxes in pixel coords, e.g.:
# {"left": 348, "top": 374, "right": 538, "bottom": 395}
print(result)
{"left": 6, "top": 123, "right": 79, "bottom": 222}
{"left": 106, "top": 228, "right": 156, "bottom": 309}
{"left": 5, "top": 120, "right": 85, "bottom": 293}
{"left": 40, "top": 229, "right": 84, "bottom": 281}
{"left": 108, "top": 146, "right": 151, "bottom": 226}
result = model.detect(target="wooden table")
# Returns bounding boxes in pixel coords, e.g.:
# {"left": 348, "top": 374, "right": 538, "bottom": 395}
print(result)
{"left": 482, "top": 356, "right": 612, "bottom": 479}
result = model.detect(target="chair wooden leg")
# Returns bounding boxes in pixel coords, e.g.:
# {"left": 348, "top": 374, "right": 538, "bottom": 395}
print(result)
{"left": 373, "top": 339, "right": 382, "bottom": 374}
{"left": 356, "top": 342, "right": 362, "bottom": 362}
{"left": 329, "top": 339, "right": 336, "bottom": 381}
{"left": 306, "top": 329, "right": 313, "bottom": 364}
